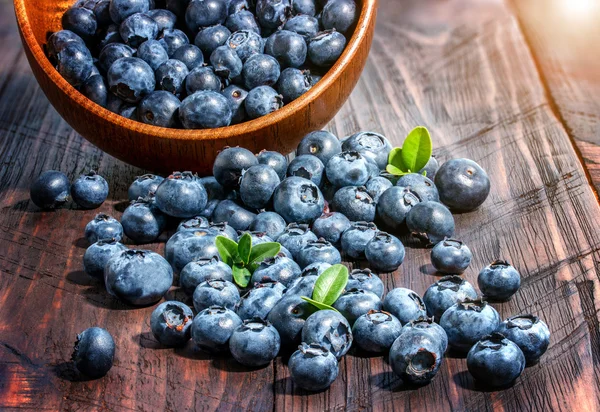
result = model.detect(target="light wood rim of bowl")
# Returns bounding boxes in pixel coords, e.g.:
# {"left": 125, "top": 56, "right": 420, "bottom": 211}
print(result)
{"left": 13, "top": 0, "right": 377, "bottom": 142}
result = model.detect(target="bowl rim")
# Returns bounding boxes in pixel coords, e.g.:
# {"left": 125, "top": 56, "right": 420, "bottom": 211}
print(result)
{"left": 13, "top": 0, "right": 377, "bottom": 142}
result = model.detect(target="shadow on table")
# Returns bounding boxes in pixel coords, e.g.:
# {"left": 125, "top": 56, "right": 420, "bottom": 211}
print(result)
{"left": 53, "top": 361, "right": 93, "bottom": 382}
{"left": 453, "top": 370, "right": 516, "bottom": 392}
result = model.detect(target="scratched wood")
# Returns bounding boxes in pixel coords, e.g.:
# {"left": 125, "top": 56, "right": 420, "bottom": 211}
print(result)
{"left": 1, "top": 0, "right": 600, "bottom": 410}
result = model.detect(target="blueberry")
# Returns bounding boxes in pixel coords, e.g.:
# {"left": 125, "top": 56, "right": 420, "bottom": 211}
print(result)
{"left": 289, "top": 342, "right": 339, "bottom": 391}
{"left": 295, "top": 239, "right": 341, "bottom": 269}
{"left": 321, "top": 0, "right": 357, "bottom": 33}
{"left": 144, "top": 9, "right": 177, "bottom": 33}
{"left": 72, "top": 327, "right": 115, "bottom": 379}
{"left": 352, "top": 310, "right": 402, "bottom": 352}
{"left": 430, "top": 239, "right": 472, "bottom": 274}
{"left": 276, "top": 223, "right": 318, "bottom": 258}
{"left": 166, "top": 0, "right": 191, "bottom": 18}
{"left": 419, "top": 156, "right": 439, "bottom": 179}
{"left": 291, "top": 0, "right": 316, "bottom": 15}
{"left": 159, "top": 28, "right": 190, "bottom": 57}
{"left": 105, "top": 249, "right": 173, "bottom": 305}
{"left": 85, "top": 213, "right": 123, "bottom": 244}
{"left": 193, "top": 279, "right": 241, "bottom": 311}
{"left": 467, "top": 332, "right": 525, "bottom": 387}
{"left": 70, "top": 171, "right": 108, "bottom": 209}
{"left": 185, "top": 0, "right": 228, "bottom": 32}
{"left": 255, "top": 0, "right": 292, "bottom": 29}
{"left": 275, "top": 67, "right": 311, "bottom": 103}
{"left": 301, "top": 262, "right": 332, "bottom": 277}
{"left": 477, "top": 260, "right": 521, "bottom": 301}
{"left": 301, "top": 309, "right": 352, "bottom": 359}
{"left": 496, "top": 314, "right": 550, "bottom": 365}
{"left": 252, "top": 255, "right": 302, "bottom": 286}
{"left": 242, "top": 53, "right": 281, "bottom": 89}
{"left": 171, "top": 44, "right": 204, "bottom": 71}
{"left": 212, "top": 199, "right": 257, "bottom": 230}
{"left": 423, "top": 275, "right": 478, "bottom": 320}
{"left": 230, "top": 318, "right": 281, "bottom": 367}
{"left": 226, "top": 30, "right": 263, "bottom": 62}
{"left": 108, "top": 56, "right": 155, "bottom": 103}
{"left": 333, "top": 289, "right": 382, "bottom": 325}
{"left": 210, "top": 45, "right": 243, "bottom": 80}
{"left": 165, "top": 229, "right": 219, "bottom": 273}
{"left": 346, "top": 268, "right": 384, "bottom": 298}
{"left": 156, "top": 59, "right": 189, "bottom": 96}
{"left": 364, "top": 176, "right": 392, "bottom": 203}
{"left": 177, "top": 216, "right": 210, "bottom": 232}
{"left": 273, "top": 177, "right": 325, "bottom": 224}
{"left": 29, "top": 170, "right": 70, "bottom": 209}
{"left": 192, "top": 306, "right": 243, "bottom": 352}
{"left": 137, "top": 91, "right": 180, "bottom": 127}
{"left": 382, "top": 288, "right": 427, "bottom": 325}
{"left": 195, "top": 24, "right": 231, "bottom": 56}
{"left": 388, "top": 326, "right": 443, "bottom": 384}
{"left": 80, "top": 74, "right": 108, "bottom": 107}
{"left": 154, "top": 171, "right": 207, "bottom": 218}
{"left": 342, "top": 131, "right": 391, "bottom": 170}
{"left": 267, "top": 296, "right": 313, "bottom": 346}
{"left": 239, "top": 164, "right": 281, "bottom": 209}
{"left": 228, "top": 0, "right": 250, "bottom": 14}
{"left": 180, "top": 90, "right": 233, "bottom": 128}
{"left": 400, "top": 316, "right": 449, "bottom": 353}
{"left": 120, "top": 104, "right": 139, "bottom": 120}
{"left": 308, "top": 30, "right": 346, "bottom": 67}
{"left": 332, "top": 186, "right": 375, "bottom": 222}
{"left": 213, "top": 147, "right": 258, "bottom": 190}
{"left": 406, "top": 201, "right": 455, "bottom": 245}
{"left": 120, "top": 13, "right": 158, "bottom": 47}
{"left": 237, "top": 230, "right": 275, "bottom": 245}
{"left": 109, "top": 0, "right": 150, "bottom": 24}
{"left": 225, "top": 10, "right": 261, "bottom": 34}
{"left": 245, "top": 86, "right": 283, "bottom": 119}
{"left": 434, "top": 158, "right": 491, "bottom": 211}
{"left": 311, "top": 214, "right": 349, "bottom": 251}
{"left": 180, "top": 257, "right": 233, "bottom": 295}
{"left": 93, "top": 0, "right": 112, "bottom": 26}
{"left": 121, "top": 197, "right": 167, "bottom": 243}
{"left": 284, "top": 15, "right": 319, "bottom": 39}
{"left": 200, "top": 176, "right": 228, "bottom": 200}
{"left": 396, "top": 173, "right": 439, "bottom": 202}
{"left": 150, "top": 301, "right": 194, "bottom": 346}
{"left": 365, "top": 231, "right": 405, "bottom": 272}
{"left": 249, "top": 212, "right": 287, "bottom": 239}
{"left": 185, "top": 66, "right": 223, "bottom": 94}
{"left": 297, "top": 130, "right": 341, "bottom": 165}
{"left": 325, "top": 151, "right": 371, "bottom": 188}
{"left": 285, "top": 273, "right": 318, "bottom": 298}
{"left": 83, "top": 238, "right": 127, "bottom": 279}
{"left": 440, "top": 298, "right": 500, "bottom": 353}
{"left": 99, "top": 43, "right": 134, "bottom": 73}
{"left": 56, "top": 41, "right": 94, "bottom": 87}
{"left": 265, "top": 30, "right": 307, "bottom": 68}
{"left": 201, "top": 199, "right": 220, "bottom": 218}
{"left": 236, "top": 281, "right": 285, "bottom": 320}
{"left": 96, "top": 24, "right": 122, "bottom": 52}
{"left": 287, "top": 155, "right": 324, "bottom": 187}
{"left": 256, "top": 150, "right": 288, "bottom": 181}
{"left": 46, "top": 30, "right": 86, "bottom": 66}
{"left": 340, "top": 221, "right": 378, "bottom": 259}
{"left": 62, "top": 6, "right": 98, "bottom": 42}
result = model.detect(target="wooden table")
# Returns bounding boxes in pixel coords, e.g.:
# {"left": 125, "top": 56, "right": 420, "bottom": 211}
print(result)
{"left": 1, "top": 0, "right": 600, "bottom": 410}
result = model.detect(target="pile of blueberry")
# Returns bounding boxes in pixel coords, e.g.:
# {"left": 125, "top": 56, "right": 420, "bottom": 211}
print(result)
{"left": 47, "top": 0, "right": 357, "bottom": 128}
{"left": 31, "top": 129, "right": 550, "bottom": 390}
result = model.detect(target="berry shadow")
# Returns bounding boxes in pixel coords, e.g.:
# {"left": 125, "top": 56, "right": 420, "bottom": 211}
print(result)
{"left": 66, "top": 270, "right": 97, "bottom": 287}
{"left": 53, "top": 361, "right": 93, "bottom": 382}
{"left": 273, "top": 377, "right": 330, "bottom": 395}
{"left": 134, "top": 332, "right": 168, "bottom": 350}
{"left": 445, "top": 348, "right": 467, "bottom": 359}
{"left": 81, "top": 287, "right": 140, "bottom": 311}
{"left": 73, "top": 237, "right": 89, "bottom": 249}
{"left": 453, "top": 370, "right": 515, "bottom": 392}
{"left": 113, "top": 200, "right": 130, "bottom": 213}
{"left": 174, "top": 341, "right": 213, "bottom": 361}
{"left": 210, "top": 356, "right": 271, "bottom": 373}
{"left": 369, "top": 372, "right": 424, "bottom": 392}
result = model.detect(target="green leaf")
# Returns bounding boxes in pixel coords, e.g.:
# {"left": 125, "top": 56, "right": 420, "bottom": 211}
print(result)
{"left": 401, "top": 126, "right": 432, "bottom": 173}
{"left": 232, "top": 264, "right": 252, "bottom": 288}
{"left": 422, "top": 170, "right": 427, "bottom": 177}
{"left": 312, "top": 264, "right": 349, "bottom": 306}
{"left": 386, "top": 164, "right": 407, "bottom": 176}
{"left": 301, "top": 296, "right": 339, "bottom": 312}
{"left": 387, "top": 147, "right": 406, "bottom": 171}
{"left": 215, "top": 236, "right": 238, "bottom": 266}
{"left": 249, "top": 242, "right": 281, "bottom": 265}
{"left": 238, "top": 233, "right": 252, "bottom": 265}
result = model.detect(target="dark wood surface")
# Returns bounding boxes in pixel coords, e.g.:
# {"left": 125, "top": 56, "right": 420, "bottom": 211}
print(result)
{"left": 1, "top": 0, "right": 600, "bottom": 410}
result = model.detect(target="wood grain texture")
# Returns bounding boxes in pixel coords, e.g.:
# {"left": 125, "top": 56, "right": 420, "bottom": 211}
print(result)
{"left": 1, "top": 0, "right": 600, "bottom": 410}
{"left": 13, "top": 0, "right": 377, "bottom": 175}
{"left": 510, "top": 0, "right": 600, "bottom": 195}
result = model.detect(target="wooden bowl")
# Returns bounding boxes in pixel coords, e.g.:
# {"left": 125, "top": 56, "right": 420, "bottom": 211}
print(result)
{"left": 13, "top": 0, "right": 377, "bottom": 175}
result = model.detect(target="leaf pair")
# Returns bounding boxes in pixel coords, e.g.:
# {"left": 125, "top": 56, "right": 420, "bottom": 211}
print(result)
{"left": 386, "top": 126, "right": 432, "bottom": 176}
{"left": 301, "top": 264, "right": 349, "bottom": 312}
{"left": 215, "top": 234, "right": 281, "bottom": 288}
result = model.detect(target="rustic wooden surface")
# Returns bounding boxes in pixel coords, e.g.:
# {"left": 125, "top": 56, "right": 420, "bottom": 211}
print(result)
{"left": 1, "top": 0, "right": 600, "bottom": 410}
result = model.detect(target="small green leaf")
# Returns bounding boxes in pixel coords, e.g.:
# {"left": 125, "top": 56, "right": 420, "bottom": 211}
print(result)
{"left": 388, "top": 148, "right": 406, "bottom": 170}
{"left": 301, "top": 296, "right": 339, "bottom": 312}
{"left": 238, "top": 233, "right": 252, "bottom": 265}
{"left": 312, "top": 264, "right": 349, "bottom": 306}
{"left": 249, "top": 242, "right": 281, "bottom": 265}
{"left": 422, "top": 170, "right": 427, "bottom": 177}
{"left": 401, "top": 126, "right": 432, "bottom": 173}
{"left": 232, "top": 264, "right": 252, "bottom": 288}
{"left": 215, "top": 236, "right": 238, "bottom": 266}
{"left": 386, "top": 164, "right": 407, "bottom": 176}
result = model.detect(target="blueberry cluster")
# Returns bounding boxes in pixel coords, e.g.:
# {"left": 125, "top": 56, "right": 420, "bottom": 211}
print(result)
{"left": 47, "top": 0, "right": 357, "bottom": 128}
{"left": 31, "top": 130, "right": 549, "bottom": 388}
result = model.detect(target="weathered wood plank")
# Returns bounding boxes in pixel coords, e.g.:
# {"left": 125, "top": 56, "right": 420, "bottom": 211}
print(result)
{"left": 0, "top": 0, "right": 600, "bottom": 410}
